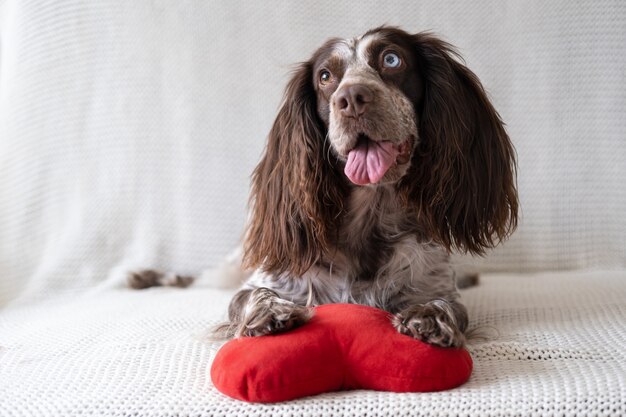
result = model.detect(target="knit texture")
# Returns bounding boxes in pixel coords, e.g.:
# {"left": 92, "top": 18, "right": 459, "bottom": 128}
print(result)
{"left": 0, "top": 271, "right": 624, "bottom": 416}
{"left": 1, "top": 2, "right": 625, "bottom": 416}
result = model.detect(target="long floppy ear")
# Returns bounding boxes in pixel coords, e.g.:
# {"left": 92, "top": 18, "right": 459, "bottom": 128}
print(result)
{"left": 400, "top": 33, "right": 519, "bottom": 255}
{"left": 243, "top": 63, "right": 346, "bottom": 276}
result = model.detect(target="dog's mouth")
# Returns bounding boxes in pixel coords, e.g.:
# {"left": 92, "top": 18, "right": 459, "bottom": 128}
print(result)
{"left": 343, "top": 134, "right": 414, "bottom": 185}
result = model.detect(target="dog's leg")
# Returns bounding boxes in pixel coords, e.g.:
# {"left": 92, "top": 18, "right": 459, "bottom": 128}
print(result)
{"left": 128, "top": 269, "right": 194, "bottom": 289}
{"left": 214, "top": 286, "right": 312, "bottom": 339}
{"left": 392, "top": 299, "right": 468, "bottom": 348}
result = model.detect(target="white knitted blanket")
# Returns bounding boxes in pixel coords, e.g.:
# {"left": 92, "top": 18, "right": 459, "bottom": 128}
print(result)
{"left": 1, "top": 1, "right": 625, "bottom": 416}
{"left": 1, "top": 270, "right": 624, "bottom": 416}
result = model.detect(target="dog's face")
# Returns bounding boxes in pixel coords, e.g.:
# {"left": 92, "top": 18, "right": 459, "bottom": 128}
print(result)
{"left": 312, "top": 30, "right": 422, "bottom": 185}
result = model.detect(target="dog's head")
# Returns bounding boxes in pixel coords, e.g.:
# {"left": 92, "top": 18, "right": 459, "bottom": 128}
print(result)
{"left": 314, "top": 28, "right": 420, "bottom": 186}
{"left": 244, "top": 27, "right": 518, "bottom": 275}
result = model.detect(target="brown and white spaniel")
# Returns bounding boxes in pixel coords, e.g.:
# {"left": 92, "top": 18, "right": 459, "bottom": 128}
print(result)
{"left": 132, "top": 26, "right": 518, "bottom": 348}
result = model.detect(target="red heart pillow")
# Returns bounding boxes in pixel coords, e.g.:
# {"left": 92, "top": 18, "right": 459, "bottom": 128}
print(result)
{"left": 211, "top": 303, "right": 472, "bottom": 402}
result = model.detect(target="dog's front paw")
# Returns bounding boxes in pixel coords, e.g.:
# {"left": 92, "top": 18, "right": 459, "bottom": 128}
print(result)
{"left": 236, "top": 288, "right": 312, "bottom": 337}
{"left": 393, "top": 300, "right": 466, "bottom": 348}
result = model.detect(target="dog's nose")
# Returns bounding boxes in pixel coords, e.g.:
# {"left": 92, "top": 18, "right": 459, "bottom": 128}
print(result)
{"left": 335, "top": 84, "right": 373, "bottom": 118}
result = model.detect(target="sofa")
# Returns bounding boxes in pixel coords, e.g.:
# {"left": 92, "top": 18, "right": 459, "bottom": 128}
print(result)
{"left": 1, "top": 1, "right": 625, "bottom": 416}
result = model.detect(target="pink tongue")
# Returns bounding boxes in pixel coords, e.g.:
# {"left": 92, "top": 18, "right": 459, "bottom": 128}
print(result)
{"left": 344, "top": 139, "right": 399, "bottom": 185}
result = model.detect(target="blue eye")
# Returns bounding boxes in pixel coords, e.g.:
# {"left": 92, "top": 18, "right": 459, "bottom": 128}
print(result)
{"left": 383, "top": 52, "right": 401, "bottom": 68}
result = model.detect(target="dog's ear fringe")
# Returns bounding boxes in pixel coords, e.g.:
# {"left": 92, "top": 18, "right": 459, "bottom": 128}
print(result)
{"left": 399, "top": 32, "right": 519, "bottom": 255}
{"left": 243, "top": 62, "right": 346, "bottom": 276}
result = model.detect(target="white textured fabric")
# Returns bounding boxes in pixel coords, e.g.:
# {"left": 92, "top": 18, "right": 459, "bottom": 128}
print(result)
{"left": 1, "top": 3, "right": 626, "bottom": 416}
{"left": 1, "top": 1, "right": 626, "bottom": 304}
{"left": 1, "top": 271, "right": 625, "bottom": 416}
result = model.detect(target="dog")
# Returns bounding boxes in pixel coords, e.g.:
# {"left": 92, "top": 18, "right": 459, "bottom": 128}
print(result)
{"left": 130, "top": 26, "right": 518, "bottom": 348}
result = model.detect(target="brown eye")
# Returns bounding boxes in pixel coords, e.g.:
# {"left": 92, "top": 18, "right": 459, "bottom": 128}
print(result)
{"left": 320, "top": 69, "right": 332, "bottom": 85}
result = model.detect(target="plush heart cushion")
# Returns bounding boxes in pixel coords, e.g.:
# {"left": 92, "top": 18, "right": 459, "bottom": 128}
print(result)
{"left": 211, "top": 303, "right": 473, "bottom": 402}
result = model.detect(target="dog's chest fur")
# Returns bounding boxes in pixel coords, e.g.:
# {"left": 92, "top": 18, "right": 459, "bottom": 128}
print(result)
{"left": 246, "top": 183, "right": 453, "bottom": 311}
{"left": 331, "top": 185, "right": 419, "bottom": 280}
